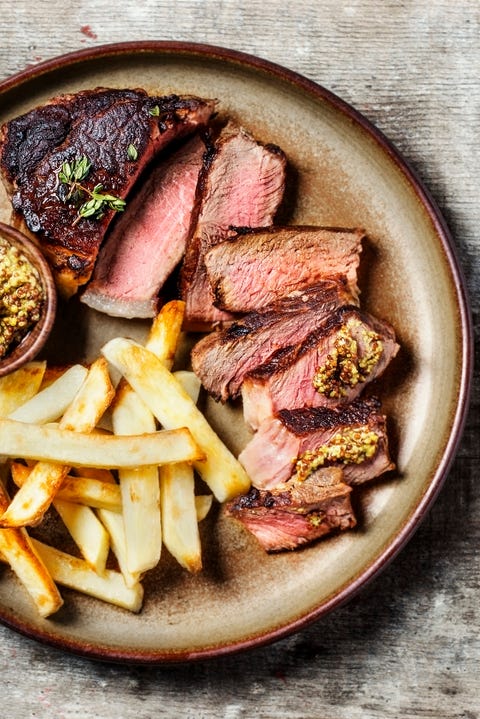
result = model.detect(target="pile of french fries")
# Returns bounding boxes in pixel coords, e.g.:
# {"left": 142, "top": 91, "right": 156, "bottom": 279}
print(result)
{"left": 0, "top": 301, "right": 251, "bottom": 617}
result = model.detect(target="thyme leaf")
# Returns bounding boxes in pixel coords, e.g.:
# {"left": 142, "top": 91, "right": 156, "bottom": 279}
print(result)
{"left": 57, "top": 156, "right": 126, "bottom": 225}
{"left": 127, "top": 143, "right": 138, "bottom": 161}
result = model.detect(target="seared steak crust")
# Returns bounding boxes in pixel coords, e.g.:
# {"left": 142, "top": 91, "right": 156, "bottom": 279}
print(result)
{"left": 238, "top": 397, "right": 395, "bottom": 490}
{"left": 0, "top": 88, "right": 215, "bottom": 295}
{"left": 277, "top": 396, "right": 384, "bottom": 434}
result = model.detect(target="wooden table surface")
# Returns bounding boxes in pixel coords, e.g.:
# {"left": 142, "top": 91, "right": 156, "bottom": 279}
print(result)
{"left": 1, "top": 2, "right": 478, "bottom": 717}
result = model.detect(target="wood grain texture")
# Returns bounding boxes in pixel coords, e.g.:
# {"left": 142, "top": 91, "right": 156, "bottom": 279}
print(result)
{"left": 1, "top": 1, "right": 479, "bottom": 717}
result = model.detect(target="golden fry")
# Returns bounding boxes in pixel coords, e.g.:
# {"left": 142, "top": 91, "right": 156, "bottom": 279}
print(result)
{"left": 145, "top": 300, "right": 185, "bottom": 368}
{"left": 32, "top": 538, "right": 143, "bottom": 613}
{"left": 0, "top": 482, "right": 63, "bottom": 617}
{"left": 0, "top": 361, "right": 46, "bottom": 418}
{"left": 53, "top": 499, "right": 110, "bottom": 574}
{"left": 160, "top": 462, "right": 202, "bottom": 574}
{"left": 0, "top": 420, "right": 202, "bottom": 472}
{"left": 8, "top": 364, "right": 88, "bottom": 424}
{"left": 11, "top": 462, "right": 122, "bottom": 512}
{"left": 112, "top": 383, "right": 161, "bottom": 575}
{"left": 96, "top": 508, "right": 141, "bottom": 589}
{"left": 102, "top": 338, "right": 250, "bottom": 502}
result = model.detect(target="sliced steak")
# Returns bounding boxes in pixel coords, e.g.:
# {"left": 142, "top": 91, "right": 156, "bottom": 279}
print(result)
{"left": 225, "top": 467, "right": 356, "bottom": 552}
{"left": 242, "top": 306, "right": 399, "bottom": 429}
{"left": 238, "top": 397, "right": 395, "bottom": 490}
{"left": 205, "top": 225, "right": 364, "bottom": 312}
{"left": 191, "top": 278, "right": 354, "bottom": 402}
{"left": 180, "top": 121, "right": 287, "bottom": 330}
{"left": 0, "top": 88, "right": 215, "bottom": 296}
{"left": 80, "top": 133, "right": 207, "bottom": 318}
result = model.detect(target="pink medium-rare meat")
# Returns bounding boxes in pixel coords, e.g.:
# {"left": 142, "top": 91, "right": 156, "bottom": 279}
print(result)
{"left": 190, "top": 279, "right": 355, "bottom": 402}
{"left": 225, "top": 467, "right": 356, "bottom": 552}
{"left": 205, "top": 226, "right": 364, "bottom": 312}
{"left": 242, "top": 306, "right": 399, "bottom": 429}
{"left": 0, "top": 88, "right": 215, "bottom": 296}
{"left": 238, "top": 397, "right": 395, "bottom": 490}
{"left": 180, "top": 121, "right": 287, "bottom": 330}
{"left": 81, "top": 134, "right": 207, "bottom": 318}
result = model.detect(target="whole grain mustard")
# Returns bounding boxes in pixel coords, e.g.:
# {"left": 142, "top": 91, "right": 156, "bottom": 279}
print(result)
{"left": 312, "top": 318, "right": 384, "bottom": 399}
{"left": 0, "top": 237, "right": 45, "bottom": 359}
{"left": 294, "top": 425, "right": 380, "bottom": 482}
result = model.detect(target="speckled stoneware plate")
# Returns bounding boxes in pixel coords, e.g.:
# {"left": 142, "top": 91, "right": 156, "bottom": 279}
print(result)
{"left": 0, "top": 42, "right": 472, "bottom": 663}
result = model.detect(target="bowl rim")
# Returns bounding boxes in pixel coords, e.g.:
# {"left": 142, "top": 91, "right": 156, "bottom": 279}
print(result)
{"left": 0, "top": 40, "right": 474, "bottom": 663}
{"left": 0, "top": 221, "right": 57, "bottom": 376}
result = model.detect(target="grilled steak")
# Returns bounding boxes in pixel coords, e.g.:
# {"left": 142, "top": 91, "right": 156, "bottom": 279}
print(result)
{"left": 225, "top": 467, "right": 356, "bottom": 552}
{"left": 242, "top": 306, "right": 399, "bottom": 429}
{"left": 0, "top": 88, "right": 215, "bottom": 296}
{"left": 205, "top": 226, "right": 364, "bottom": 312}
{"left": 80, "top": 133, "right": 207, "bottom": 318}
{"left": 191, "top": 278, "right": 355, "bottom": 402}
{"left": 238, "top": 397, "right": 395, "bottom": 490}
{"left": 180, "top": 121, "right": 287, "bottom": 330}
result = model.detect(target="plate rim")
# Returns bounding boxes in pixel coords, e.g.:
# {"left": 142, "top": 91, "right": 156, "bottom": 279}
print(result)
{"left": 0, "top": 40, "right": 473, "bottom": 664}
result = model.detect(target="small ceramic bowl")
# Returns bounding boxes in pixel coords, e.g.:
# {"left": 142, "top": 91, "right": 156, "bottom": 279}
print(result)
{"left": 0, "top": 222, "right": 57, "bottom": 377}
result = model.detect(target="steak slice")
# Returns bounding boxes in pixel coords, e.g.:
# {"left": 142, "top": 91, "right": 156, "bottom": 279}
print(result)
{"left": 242, "top": 306, "right": 399, "bottom": 429}
{"left": 191, "top": 278, "right": 354, "bottom": 402}
{"left": 238, "top": 397, "right": 395, "bottom": 490}
{"left": 180, "top": 121, "right": 287, "bottom": 330}
{"left": 205, "top": 225, "right": 364, "bottom": 312}
{"left": 225, "top": 467, "right": 356, "bottom": 552}
{"left": 0, "top": 88, "right": 215, "bottom": 296}
{"left": 80, "top": 133, "right": 207, "bottom": 318}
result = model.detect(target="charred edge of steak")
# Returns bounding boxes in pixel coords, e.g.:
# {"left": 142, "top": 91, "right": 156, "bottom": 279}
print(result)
{"left": 226, "top": 472, "right": 357, "bottom": 552}
{"left": 221, "top": 281, "right": 354, "bottom": 342}
{"left": 277, "top": 396, "right": 383, "bottom": 435}
{"left": 245, "top": 305, "right": 396, "bottom": 380}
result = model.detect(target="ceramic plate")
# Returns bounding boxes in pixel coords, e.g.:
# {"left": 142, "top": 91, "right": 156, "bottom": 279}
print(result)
{"left": 0, "top": 42, "right": 472, "bottom": 663}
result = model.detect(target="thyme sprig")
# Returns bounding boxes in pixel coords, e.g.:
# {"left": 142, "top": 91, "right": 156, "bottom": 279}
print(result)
{"left": 58, "top": 156, "right": 126, "bottom": 225}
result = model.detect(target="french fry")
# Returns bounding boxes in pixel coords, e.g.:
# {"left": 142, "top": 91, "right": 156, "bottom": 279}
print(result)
{"left": 0, "top": 358, "right": 116, "bottom": 528}
{"left": 0, "top": 481, "right": 63, "bottom": 617}
{"left": 53, "top": 499, "right": 110, "bottom": 574}
{"left": 0, "top": 420, "right": 202, "bottom": 472}
{"left": 110, "top": 301, "right": 186, "bottom": 576}
{"left": 11, "top": 462, "right": 122, "bottom": 512}
{"left": 0, "top": 361, "right": 46, "bottom": 418}
{"left": 59, "top": 357, "right": 115, "bottom": 431}
{"left": 145, "top": 300, "right": 185, "bottom": 367}
{"left": 159, "top": 363, "right": 205, "bottom": 572}
{"left": 8, "top": 364, "right": 88, "bottom": 424}
{"left": 160, "top": 462, "right": 202, "bottom": 573}
{"left": 102, "top": 338, "right": 251, "bottom": 502}
{"left": 195, "top": 495, "right": 213, "bottom": 522}
{"left": 96, "top": 508, "right": 141, "bottom": 589}
{"left": 173, "top": 371, "right": 202, "bottom": 404}
{"left": 112, "top": 383, "right": 161, "bottom": 575}
{"left": 31, "top": 538, "right": 143, "bottom": 613}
